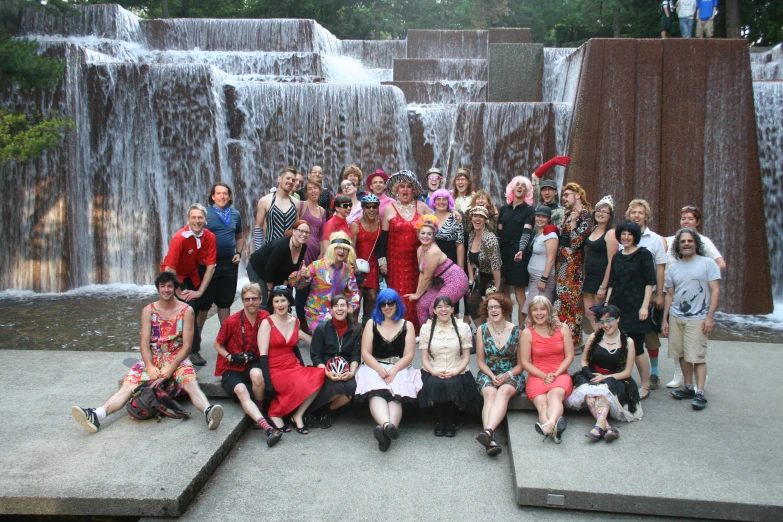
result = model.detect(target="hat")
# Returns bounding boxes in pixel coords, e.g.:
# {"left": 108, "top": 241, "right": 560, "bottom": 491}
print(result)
{"left": 361, "top": 194, "right": 380, "bottom": 205}
{"left": 386, "top": 170, "right": 424, "bottom": 198}
{"left": 366, "top": 169, "right": 388, "bottom": 190}
{"left": 426, "top": 167, "right": 443, "bottom": 177}
{"left": 595, "top": 194, "right": 614, "bottom": 211}
{"left": 540, "top": 179, "right": 558, "bottom": 190}
{"left": 469, "top": 205, "right": 489, "bottom": 218}
{"left": 535, "top": 205, "right": 552, "bottom": 217}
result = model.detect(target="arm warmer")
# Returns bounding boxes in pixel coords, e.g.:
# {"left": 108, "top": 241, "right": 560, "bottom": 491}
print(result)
{"left": 259, "top": 355, "right": 274, "bottom": 391}
{"left": 517, "top": 228, "right": 533, "bottom": 253}
{"left": 253, "top": 227, "right": 264, "bottom": 250}
{"left": 376, "top": 230, "right": 390, "bottom": 259}
{"left": 292, "top": 345, "right": 306, "bottom": 367}
{"left": 533, "top": 156, "right": 571, "bottom": 178}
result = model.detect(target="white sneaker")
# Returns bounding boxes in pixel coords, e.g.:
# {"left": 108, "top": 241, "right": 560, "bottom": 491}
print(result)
{"left": 666, "top": 375, "right": 683, "bottom": 388}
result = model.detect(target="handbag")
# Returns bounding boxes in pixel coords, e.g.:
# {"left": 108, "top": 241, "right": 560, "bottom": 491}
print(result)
{"left": 355, "top": 223, "right": 380, "bottom": 284}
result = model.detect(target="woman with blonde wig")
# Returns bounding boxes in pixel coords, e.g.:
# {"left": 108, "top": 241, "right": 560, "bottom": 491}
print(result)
{"left": 403, "top": 215, "right": 469, "bottom": 327}
{"left": 290, "top": 231, "right": 360, "bottom": 332}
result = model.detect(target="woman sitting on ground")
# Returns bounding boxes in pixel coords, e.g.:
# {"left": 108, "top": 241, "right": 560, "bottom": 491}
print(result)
{"left": 565, "top": 305, "right": 643, "bottom": 441}
{"left": 520, "top": 296, "right": 574, "bottom": 443}
{"left": 355, "top": 288, "right": 422, "bottom": 452}
{"left": 307, "top": 294, "right": 362, "bottom": 429}
{"left": 475, "top": 293, "right": 525, "bottom": 456}
{"left": 259, "top": 287, "right": 325, "bottom": 435}
{"left": 418, "top": 296, "right": 482, "bottom": 437}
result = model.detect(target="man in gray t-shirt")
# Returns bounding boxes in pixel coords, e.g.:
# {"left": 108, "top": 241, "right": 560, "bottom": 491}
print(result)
{"left": 662, "top": 227, "right": 721, "bottom": 410}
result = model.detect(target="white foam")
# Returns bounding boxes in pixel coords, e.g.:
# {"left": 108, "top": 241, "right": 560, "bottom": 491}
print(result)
{"left": 715, "top": 301, "right": 783, "bottom": 331}
{"left": 0, "top": 283, "right": 156, "bottom": 300}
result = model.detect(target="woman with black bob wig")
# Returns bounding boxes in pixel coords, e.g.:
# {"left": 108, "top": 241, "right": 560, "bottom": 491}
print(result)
{"left": 258, "top": 286, "right": 324, "bottom": 435}
{"left": 565, "top": 304, "right": 643, "bottom": 442}
{"left": 305, "top": 294, "right": 362, "bottom": 429}
{"left": 354, "top": 288, "right": 422, "bottom": 452}
{"left": 418, "top": 296, "right": 482, "bottom": 437}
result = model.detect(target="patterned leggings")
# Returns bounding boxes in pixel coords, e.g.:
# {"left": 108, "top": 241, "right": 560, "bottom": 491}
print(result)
{"left": 586, "top": 396, "right": 611, "bottom": 429}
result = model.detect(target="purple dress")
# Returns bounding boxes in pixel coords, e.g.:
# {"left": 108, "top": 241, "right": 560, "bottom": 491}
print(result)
{"left": 302, "top": 204, "right": 326, "bottom": 266}
{"left": 416, "top": 256, "right": 469, "bottom": 326}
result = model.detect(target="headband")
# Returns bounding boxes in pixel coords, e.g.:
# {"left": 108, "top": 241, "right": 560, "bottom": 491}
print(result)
{"left": 331, "top": 238, "right": 352, "bottom": 246}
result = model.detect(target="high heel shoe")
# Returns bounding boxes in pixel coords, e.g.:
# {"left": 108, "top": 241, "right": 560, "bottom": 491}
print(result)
{"left": 535, "top": 422, "right": 553, "bottom": 442}
{"left": 553, "top": 416, "right": 567, "bottom": 444}
{"left": 291, "top": 416, "right": 309, "bottom": 435}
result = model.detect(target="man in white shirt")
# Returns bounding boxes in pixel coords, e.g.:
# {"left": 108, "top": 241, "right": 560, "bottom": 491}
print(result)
{"left": 675, "top": 0, "right": 697, "bottom": 37}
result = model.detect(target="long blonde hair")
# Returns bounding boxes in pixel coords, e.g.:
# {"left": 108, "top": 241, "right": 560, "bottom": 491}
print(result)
{"left": 524, "top": 295, "right": 559, "bottom": 335}
{"left": 324, "top": 231, "right": 357, "bottom": 266}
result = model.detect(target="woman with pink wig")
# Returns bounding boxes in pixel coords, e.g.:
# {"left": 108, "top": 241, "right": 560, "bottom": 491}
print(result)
{"left": 497, "top": 176, "right": 536, "bottom": 326}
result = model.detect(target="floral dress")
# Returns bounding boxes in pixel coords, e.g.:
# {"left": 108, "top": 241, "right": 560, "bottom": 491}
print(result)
{"left": 476, "top": 324, "right": 525, "bottom": 393}
{"left": 291, "top": 259, "right": 360, "bottom": 332}
{"left": 123, "top": 303, "right": 196, "bottom": 393}
{"left": 554, "top": 208, "right": 593, "bottom": 347}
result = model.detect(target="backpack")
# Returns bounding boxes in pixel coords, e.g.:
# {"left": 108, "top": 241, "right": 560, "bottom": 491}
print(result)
{"left": 126, "top": 378, "right": 191, "bottom": 422}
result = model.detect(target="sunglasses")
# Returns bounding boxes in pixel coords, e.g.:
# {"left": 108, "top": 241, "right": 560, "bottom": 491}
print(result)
{"left": 362, "top": 204, "right": 379, "bottom": 210}
{"left": 341, "top": 182, "right": 354, "bottom": 188}
{"left": 272, "top": 285, "right": 288, "bottom": 292}
{"left": 242, "top": 297, "right": 261, "bottom": 302}
{"left": 682, "top": 205, "right": 698, "bottom": 211}
{"left": 597, "top": 317, "right": 617, "bottom": 325}
{"left": 380, "top": 300, "right": 396, "bottom": 308}
{"left": 337, "top": 203, "right": 352, "bottom": 209}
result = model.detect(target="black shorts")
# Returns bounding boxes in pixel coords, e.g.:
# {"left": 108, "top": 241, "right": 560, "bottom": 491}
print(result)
{"left": 661, "top": 16, "right": 672, "bottom": 31}
{"left": 220, "top": 363, "right": 262, "bottom": 401}
{"left": 198, "top": 265, "right": 238, "bottom": 310}
{"left": 628, "top": 333, "right": 646, "bottom": 357}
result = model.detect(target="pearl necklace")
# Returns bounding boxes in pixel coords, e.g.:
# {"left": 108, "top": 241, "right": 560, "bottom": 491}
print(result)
{"left": 601, "top": 334, "right": 622, "bottom": 354}
{"left": 397, "top": 200, "right": 416, "bottom": 220}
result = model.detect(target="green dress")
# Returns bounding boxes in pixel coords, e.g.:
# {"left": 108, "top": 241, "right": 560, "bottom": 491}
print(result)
{"left": 476, "top": 324, "right": 525, "bottom": 393}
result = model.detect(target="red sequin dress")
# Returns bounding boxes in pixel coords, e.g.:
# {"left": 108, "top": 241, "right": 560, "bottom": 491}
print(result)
{"left": 356, "top": 221, "right": 381, "bottom": 290}
{"left": 387, "top": 205, "right": 421, "bottom": 332}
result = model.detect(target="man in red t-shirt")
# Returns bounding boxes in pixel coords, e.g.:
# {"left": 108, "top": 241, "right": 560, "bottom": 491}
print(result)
{"left": 214, "top": 283, "right": 282, "bottom": 446}
{"left": 161, "top": 204, "right": 217, "bottom": 366}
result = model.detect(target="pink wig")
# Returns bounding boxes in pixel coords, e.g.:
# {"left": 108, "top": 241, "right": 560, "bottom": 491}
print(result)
{"left": 430, "top": 188, "right": 455, "bottom": 210}
{"left": 505, "top": 176, "right": 534, "bottom": 205}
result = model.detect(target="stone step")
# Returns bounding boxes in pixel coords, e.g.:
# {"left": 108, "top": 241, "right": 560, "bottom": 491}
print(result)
{"left": 382, "top": 80, "right": 487, "bottom": 104}
{"left": 406, "top": 28, "right": 531, "bottom": 59}
{"left": 393, "top": 59, "right": 487, "bottom": 81}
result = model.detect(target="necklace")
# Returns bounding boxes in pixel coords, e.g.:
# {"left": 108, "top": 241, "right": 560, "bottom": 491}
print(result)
{"left": 490, "top": 321, "right": 507, "bottom": 337}
{"left": 397, "top": 200, "right": 416, "bottom": 220}
{"left": 601, "top": 334, "right": 622, "bottom": 354}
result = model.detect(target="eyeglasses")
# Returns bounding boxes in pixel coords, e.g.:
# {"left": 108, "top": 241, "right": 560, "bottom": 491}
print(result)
{"left": 362, "top": 204, "right": 379, "bottom": 210}
{"left": 337, "top": 203, "right": 352, "bottom": 209}
{"left": 341, "top": 182, "right": 354, "bottom": 188}
{"left": 242, "top": 297, "right": 261, "bottom": 302}
{"left": 597, "top": 317, "right": 617, "bottom": 325}
{"left": 380, "top": 300, "right": 396, "bottom": 308}
{"left": 594, "top": 210, "right": 610, "bottom": 215}
{"left": 427, "top": 175, "right": 441, "bottom": 180}
{"left": 681, "top": 205, "right": 698, "bottom": 211}
{"left": 487, "top": 305, "right": 502, "bottom": 311}
{"left": 679, "top": 239, "right": 695, "bottom": 244}
{"left": 562, "top": 191, "right": 574, "bottom": 197}
{"left": 294, "top": 228, "right": 310, "bottom": 236}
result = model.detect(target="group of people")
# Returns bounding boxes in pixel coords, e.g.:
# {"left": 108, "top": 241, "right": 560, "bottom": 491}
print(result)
{"left": 71, "top": 159, "right": 722, "bottom": 454}
{"left": 660, "top": 0, "right": 719, "bottom": 38}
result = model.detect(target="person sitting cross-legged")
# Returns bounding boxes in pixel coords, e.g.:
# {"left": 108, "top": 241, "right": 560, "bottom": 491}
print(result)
{"left": 71, "top": 272, "right": 224, "bottom": 433}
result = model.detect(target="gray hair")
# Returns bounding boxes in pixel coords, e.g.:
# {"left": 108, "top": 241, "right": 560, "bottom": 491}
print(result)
{"left": 672, "top": 227, "right": 705, "bottom": 259}
{"left": 187, "top": 203, "right": 207, "bottom": 218}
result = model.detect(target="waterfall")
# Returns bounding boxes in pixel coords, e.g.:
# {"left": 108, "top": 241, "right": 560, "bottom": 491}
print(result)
{"left": 340, "top": 40, "right": 407, "bottom": 69}
{"left": 20, "top": 4, "right": 142, "bottom": 42}
{"left": 542, "top": 47, "right": 583, "bottom": 105}
{"left": 751, "top": 44, "right": 782, "bottom": 81}
{"left": 754, "top": 80, "right": 783, "bottom": 299}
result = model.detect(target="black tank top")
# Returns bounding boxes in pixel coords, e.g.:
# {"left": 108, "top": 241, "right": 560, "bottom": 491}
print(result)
{"left": 585, "top": 229, "right": 609, "bottom": 273}
{"left": 372, "top": 320, "right": 407, "bottom": 359}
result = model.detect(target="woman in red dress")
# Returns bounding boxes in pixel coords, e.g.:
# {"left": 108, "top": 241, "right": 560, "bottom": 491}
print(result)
{"left": 351, "top": 194, "right": 381, "bottom": 322}
{"left": 259, "top": 287, "right": 325, "bottom": 435}
{"left": 377, "top": 170, "right": 432, "bottom": 333}
{"left": 520, "top": 295, "right": 574, "bottom": 443}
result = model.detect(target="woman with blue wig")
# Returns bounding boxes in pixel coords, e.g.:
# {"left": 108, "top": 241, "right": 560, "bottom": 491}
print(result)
{"left": 355, "top": 288, "right": 422, "bottom": 452}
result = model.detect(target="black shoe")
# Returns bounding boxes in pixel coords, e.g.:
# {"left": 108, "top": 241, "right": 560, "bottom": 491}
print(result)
{"left": 649, "top": 374, "right": 660, "bottom": 390}
{"left": 72, "top": 406, "right": 100, "bottom": 433}
{"left": 383, "top": 422, "right": 399, "bottom": 440}
{"left": 190, "top": 352, "right": 207, "bottom": 366}
{"left": 303, "top": 411, "right": 318, "bottom": 429}
{"left": 444, "top": 424, "right": 456, "bottom": 437}
{"left": 692, "top": 391, "right": 708, "bottom": 410}
{"left": 671, "top": 387, "right": 696, "bottom": 400}
{"left": 266, "top": 429, "right": 283, "bottom": 447}
{"left": 374, "top": 425, "right": 391, "bottom": 452}
{"left": 319, "top": 409, "right": 332, "bottom": 429}
{"left": 434, "top": 423, "right": 445, "bottom": 437}
{"left": 553, "top": 416, "right": 567, "bottom": 444}
{"left": 205, "top": 405, "right": 223, "bottom": 430}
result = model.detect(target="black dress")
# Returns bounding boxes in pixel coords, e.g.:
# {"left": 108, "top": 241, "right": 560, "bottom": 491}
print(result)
{"left": 498, "top": 202, "right": 535, "bottom": 287}
{"left": 584, "top": 230, "right": 609, "bottom": 294}
{"left": 607, "top": 247, "right": 655, "bottom": 334}
{"left": 308, "top": 320, "right": 361, "bottom": 411}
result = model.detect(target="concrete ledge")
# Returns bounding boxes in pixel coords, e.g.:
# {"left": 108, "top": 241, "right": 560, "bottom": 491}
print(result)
{"left": 407, "top": 29, "right": 489, "bottom": 59}
{"left": 488, "top": 43, "right": 543, "bottom": 102}
{"left": 489, "top": 28, "right": 532, "bottom": 44}
{"left": 0, "top": 350, "right": 247, "bottom": 517}
{"left": 508, "top": 340, "right": 783, "bottom": 521}
{"left": 382, "top": 80, "right": 487, "bottom": 104}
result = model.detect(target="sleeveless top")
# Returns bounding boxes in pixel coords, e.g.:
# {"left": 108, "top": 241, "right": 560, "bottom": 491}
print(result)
{"left": 356, "top": 221, "right": 381, "bottom": 261}
{"left": 267, "top": 193, "right": 297, "bottom": 242}
{"left": 584, "top": 229, "right": 609, "bottom": 279}
{"left": 372, "top": 320, "right": 408, "bottom": 360}
{"left": 149, "top": 303, "right": 189, "bottom": 356}
{"left": 589, "top": 343, "right": 626, "bottom": 374}
{"left": 302, "top": 204, "right": 326, "bottom": 266}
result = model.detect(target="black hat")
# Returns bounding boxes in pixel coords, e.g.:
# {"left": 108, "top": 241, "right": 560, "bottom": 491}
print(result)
{"left": 541, "top": 179, "right": 558, "bottom": 190}
{"left": 535, "top": 205, "right": 552, "bottom": 217}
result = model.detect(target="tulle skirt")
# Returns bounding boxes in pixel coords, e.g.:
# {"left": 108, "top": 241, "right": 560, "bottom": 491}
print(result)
{"left": 565, "top": 380, "right": 644, "bottom": 422}
{"left": 355, "top": 363, "right": 422, "bottom": 403}
{"left": 418, "top": 370, "right": 483, "bottom": 415}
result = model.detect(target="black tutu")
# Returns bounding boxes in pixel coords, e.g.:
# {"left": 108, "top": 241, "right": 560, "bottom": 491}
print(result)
{"left": 572, "top": 367, "right": 640, "bottom": 414}
{"left": 309, "top": 377, "right": 357, "bottom": 412}
{"left": 418, "top": 370, "right": 484, "bottom": 415}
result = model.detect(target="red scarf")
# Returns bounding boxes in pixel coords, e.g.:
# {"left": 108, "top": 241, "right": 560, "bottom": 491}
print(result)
{"left": 333, "top": 317, "right": 348, "bottom": 338}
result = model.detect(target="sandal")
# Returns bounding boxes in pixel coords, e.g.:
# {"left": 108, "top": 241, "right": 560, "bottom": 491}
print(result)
{"left": 585, "top": 425, "right": 605, "bottom": 441}
{"left": 603, "top": 427, "right": 620, "bottom": 442}
{"left": 486, "top": 441, "right": 502, "bottom": 456}
{"left": 476, "top": 428, "right": 494, "bottom": 448}
{"left": 639, "top": 387, "right": 650, "bottom": 400}
{"left": 291, "top": 416, "right": 309, "bottom": 435}
{"left": 275, "top": 420, "right": 291, "bottom": 433}
{"left": 535, "top": 422, "right": 553, "bottom": 442}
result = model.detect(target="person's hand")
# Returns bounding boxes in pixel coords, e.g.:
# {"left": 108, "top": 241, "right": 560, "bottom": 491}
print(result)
{"left": 178, "top": 289, "right": 197, "bottom": 301}
{"left": 232, "top": 253, "right": 241, "bottom": 265}
{"left": 654, "top": 294, "right": 664, "bottom": 309}
{"left": 590, "top": 373, "right": 608, "bottom": 384}
{"left": 702, "top": 317, "right": 714, "bottom": 335}
{"left": 639, "top": 307, "right": 649, "bottom": 321}
{"left": 298, "top": 266, "right": 308, "bottom": 279}
{"left": 160, "top": 364, "right": 175, "bottom": 380}
{"left": 537, "top": 280, "right": 546, "bottom": 291}
{"left": 453, "top": 211, "right": 462, "bottom": 224}
{"left": 146, "top": 365, "right": 162, "bottom": 379}
{"left": 544, "top": 372, "right": 556, "bottom": 385}
{"left": 403, "top": 293, "right": 419, "bottom": 302}
{"left": 553, "top": 156, "right": 571, "bottom": 167}
{"left": 440, "top": 369, "right": 454, "bottom": 379}
{"left": 662, "top": 320, "right": 669, "bottom": 337}
{"left": 384, "top": 367, "right": 399, "bottom": 384}
{"left": 376, "top": 366, "right": 389, "bottom": 379}
{"left": 597, "top": 287, "right": 606, "bottom": 300}
{"left": 514, "top": 251, "right": 523, "bottom": 262}
{"left": 491, "top": 373, "right": 508, "bottom": 387}
{"left": 326, "top": 370, "right": 340, "bottom": 381}
{"left": 342, "top": 370, "right": 355, "bottom": 381}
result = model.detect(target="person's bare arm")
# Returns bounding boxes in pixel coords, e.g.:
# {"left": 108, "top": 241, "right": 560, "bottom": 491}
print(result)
{"left": 256, "top": 196, "right": 269, "bottom": 239}
{"left": 233, "top": 234, "right": 245, "bottom": 265}
{"left": 405, "top": 247, "right": 438, "bottom": 300}
{"left": 162, "top": 307, "right": 195, "bottom": 379}
{"left": 360, "top": 320, "right": 387, "bottom": 377}
{"left": 599, "top": 230, "right": 619, "bottom": 300}
{"left": 703, "top": 280, "right": 720, "bottom": 334}
{"left": 139, "top": 305, "right": 160, "bottom": 379}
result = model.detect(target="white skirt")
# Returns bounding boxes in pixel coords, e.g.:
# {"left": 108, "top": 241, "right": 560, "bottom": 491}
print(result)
{"left": 565, "top": 383, "right": 644, "bottom": 422}
{"left": 355, "top": 363, "right": 423, "bottom": 403}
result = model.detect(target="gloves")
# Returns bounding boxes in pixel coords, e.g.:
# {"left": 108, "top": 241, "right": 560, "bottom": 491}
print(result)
{"left": 228, "top": 353, "right": 247, "bottom": 365}
{"left": 292, "top": 346, "right": 306, "bottom": 367}
{"left": 580, "top": 366, "right": 595, "bottom": 381}
{"left": 534, "top": 156, "right": 571, "bottom": 178}
{"left": 242, "top": 351, "right": 256, "bottom": 363}
{"left": 259, "top": 355, "right": 274, "bottom": 392}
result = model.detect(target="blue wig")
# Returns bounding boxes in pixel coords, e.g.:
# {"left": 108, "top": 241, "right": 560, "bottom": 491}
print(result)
{"left": 371, "top": 288, "right": 406, "bottom": 324}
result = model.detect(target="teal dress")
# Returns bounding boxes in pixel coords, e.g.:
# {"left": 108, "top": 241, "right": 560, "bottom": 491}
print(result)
{"left": 476, "top": 324, "right": 526, "bottom": 393}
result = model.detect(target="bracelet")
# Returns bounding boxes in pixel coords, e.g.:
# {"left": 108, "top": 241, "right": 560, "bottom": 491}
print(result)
{"left": 235, "top": 252, "right": 241, "bottom": 258}
{"left": 506, "top": 371, "right": 513, "bottom": 379}
{"left": 540, "top": 276, "right": 548, "bottom": 283}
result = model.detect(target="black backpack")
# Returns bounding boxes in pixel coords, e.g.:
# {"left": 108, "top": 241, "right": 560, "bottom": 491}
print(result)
{"left": 126, "top": 378, "right": 191, "bottom": 422}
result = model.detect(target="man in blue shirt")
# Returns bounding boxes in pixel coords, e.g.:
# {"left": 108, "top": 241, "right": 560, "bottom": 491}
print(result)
{"left": 200, "top": 183, "right": 244, "bottom": 328}
{"left": 695, "top": 0, "right": 718, "bottom": 38}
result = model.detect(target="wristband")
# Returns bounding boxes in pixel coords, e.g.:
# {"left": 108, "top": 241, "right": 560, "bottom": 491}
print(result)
{"left": 540, "top": 276, "right": 548, "bottom": 283}
{"left": 235, "top": 251, "right": 241, "bottom": 258}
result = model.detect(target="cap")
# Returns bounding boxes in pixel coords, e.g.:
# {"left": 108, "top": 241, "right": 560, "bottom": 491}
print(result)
{"left": 535, "top": 205, "right": 552, "bottom": 217}
{"left": 426, "top": 167, "right": 443, "bottom": 177}
{"left": 541, "top": 179, "right": 558, "bottom": 190}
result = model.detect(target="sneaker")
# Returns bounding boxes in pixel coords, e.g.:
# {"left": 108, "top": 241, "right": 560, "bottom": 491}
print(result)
{"left": 444, "top": 424, "right": 456, "bottom": 438}
{"left": 205, "top": 405, "right": 224, "bottom": 430}
{"left": 72, "top": 406, "right": 100, "bottom": 433}
{"left": 666, "top": 374, "right": 684, "bottom": 388}
{"left": 434, "top": 423, "right": 445, "bottom": 437}
{"left": 649, "top": 374, "right": 660, "bottom": 390}
{"left": 671, "top": 387, "right": 696, "bottom": 400}
{"left": 266, "top": 429, "right": 282, "bottom": 447}
{"left": 692, "top": 391, "right": 708, "bottom": 410}
{"left": 190, "top": 352, "right": 207, "bottom": 366}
